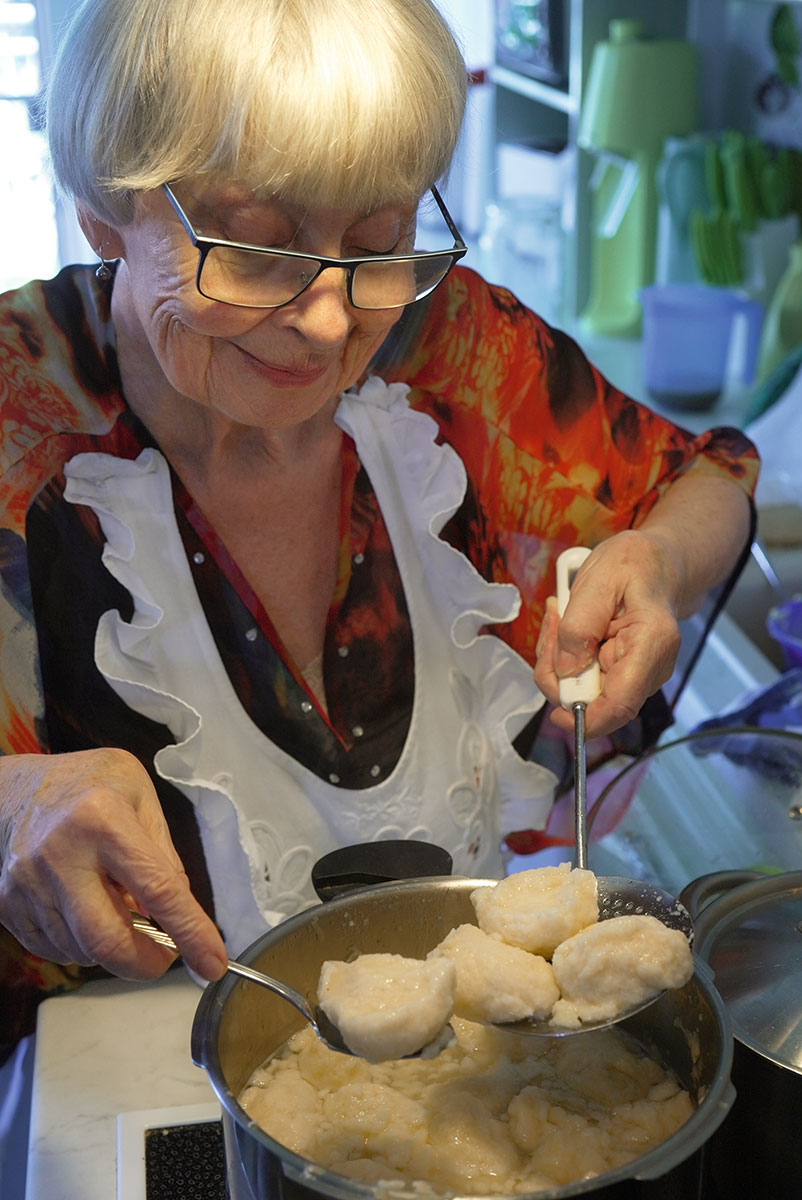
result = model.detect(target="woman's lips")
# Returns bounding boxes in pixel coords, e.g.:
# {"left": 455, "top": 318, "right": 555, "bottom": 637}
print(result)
{"left": 234, "top": 344, "right": 331, "bottom": 387}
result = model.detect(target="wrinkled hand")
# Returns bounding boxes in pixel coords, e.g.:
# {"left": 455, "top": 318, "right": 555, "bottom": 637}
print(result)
{"left": 534, "top": 531, "right": 683, "bottom": 739}
{"left": 0, "top": 748, "right": 227, "bottom": 981}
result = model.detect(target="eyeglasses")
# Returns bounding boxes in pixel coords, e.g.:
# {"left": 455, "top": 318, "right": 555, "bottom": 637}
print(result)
{"left": 162, "top": 183, "right": 467, "bottom": 310}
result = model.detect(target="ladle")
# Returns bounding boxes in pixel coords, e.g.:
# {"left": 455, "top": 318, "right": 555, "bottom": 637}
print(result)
{"left": 491, "top": 547, "right": 694, "bottom": 1038}
{"left": 131, "top": 912, "right": 453, "bottom": 1059}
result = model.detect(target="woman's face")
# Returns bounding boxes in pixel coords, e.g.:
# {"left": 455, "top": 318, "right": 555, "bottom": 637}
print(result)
{"left": 106, "top": 181, "right": 414, "bottom": 430}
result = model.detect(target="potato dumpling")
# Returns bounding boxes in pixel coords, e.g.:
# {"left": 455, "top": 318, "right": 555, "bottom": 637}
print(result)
{"left": 551, "top": 914, "right": 694, "bottom": 1028}
{"left": 428, "top": 923, "right": 559, "bottom": 1023}
{"left": 471, "top": 863, "right": 598, "bottom": 957}
{"left": 317, "top": 952, "right": 455, "bottom": 1062}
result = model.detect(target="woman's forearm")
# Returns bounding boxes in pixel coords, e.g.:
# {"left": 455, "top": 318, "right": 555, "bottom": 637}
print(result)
{"left": 637, "top": 470, "right": 753, "bottom": 621}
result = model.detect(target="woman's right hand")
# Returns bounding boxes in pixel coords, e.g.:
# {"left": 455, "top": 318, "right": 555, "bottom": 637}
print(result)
{"left": 0, "top": 748, "right": 228, "bottom": 981}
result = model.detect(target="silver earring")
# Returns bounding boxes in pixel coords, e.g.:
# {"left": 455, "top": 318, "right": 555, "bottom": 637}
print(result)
{"left": 95, "top": 246, "right": 112, "bottom": 280}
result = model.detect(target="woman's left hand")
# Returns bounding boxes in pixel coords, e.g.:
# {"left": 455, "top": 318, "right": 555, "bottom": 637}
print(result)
{"left": 533, "top": 530, "right": 683, "bottom": 739}
{"left": 534, "top": 472, "right": 753, "bottom": 739}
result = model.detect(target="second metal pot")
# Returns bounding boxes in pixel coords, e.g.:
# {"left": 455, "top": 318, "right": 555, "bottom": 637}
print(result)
{"left": 682, "top": 868, "right": 802, "bottom": 1196}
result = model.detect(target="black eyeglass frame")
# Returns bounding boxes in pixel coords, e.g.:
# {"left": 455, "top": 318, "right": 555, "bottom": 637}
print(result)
{"left": 162, "top": 182, "right": 467, "bottom": 310}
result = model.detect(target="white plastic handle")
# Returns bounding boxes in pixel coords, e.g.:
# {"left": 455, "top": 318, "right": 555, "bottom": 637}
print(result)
{"left": 555, "top": 547, "right": 602, "bottom": 709}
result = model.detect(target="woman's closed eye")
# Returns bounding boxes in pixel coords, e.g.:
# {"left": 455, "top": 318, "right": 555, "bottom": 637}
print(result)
{"left": 349, "top": 243, "right": 403, "bottom": 258}
{"left": 190, "top": 198, "right": 298, "bottom": 249}
{"left": 347, "top": 212, "right": 416, "bottom": 257}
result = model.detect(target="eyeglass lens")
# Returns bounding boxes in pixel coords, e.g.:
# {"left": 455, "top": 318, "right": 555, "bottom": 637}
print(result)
{"left": 199, "top": 246, "right": 457, "bottom": 309}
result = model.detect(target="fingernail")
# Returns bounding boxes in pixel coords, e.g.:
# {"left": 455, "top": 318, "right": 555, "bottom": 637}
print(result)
{"left": 555, "top": 650, "right": 580, "bottom": 677}
{"left": 199, "top": 952, "right": 227, "bottom": 980}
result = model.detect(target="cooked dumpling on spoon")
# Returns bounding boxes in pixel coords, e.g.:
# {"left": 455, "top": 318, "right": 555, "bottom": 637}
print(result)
{"left": 428, "top": 922, "right": 559, "bottom": 1023}
{"left": 471, "top": 863, "right": 598, "bottom": 957}
{"left": 317, "top": 952, "right": 456, "bottom": 1062}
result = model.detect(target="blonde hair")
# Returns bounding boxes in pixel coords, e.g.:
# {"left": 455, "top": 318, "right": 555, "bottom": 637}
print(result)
{"left": 46, "top": 0, "right": 467, "bottom": 225}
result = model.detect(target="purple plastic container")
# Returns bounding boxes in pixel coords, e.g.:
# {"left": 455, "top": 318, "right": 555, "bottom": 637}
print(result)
{"left": 767, "top": 596, "right": 802, "bottom": 668}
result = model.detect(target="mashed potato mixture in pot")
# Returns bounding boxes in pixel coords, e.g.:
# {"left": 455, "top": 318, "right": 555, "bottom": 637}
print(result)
{"left": 239, "top": 1019, "right": 694, "bottom": 1194}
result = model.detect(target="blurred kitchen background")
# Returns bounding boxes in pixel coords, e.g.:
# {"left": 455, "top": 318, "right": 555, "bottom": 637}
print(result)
{"left": 1, "top": 0, "right": 802, "bottom": 672}
{"left": 433, "top": 0, "right": 802, "bottom": 679}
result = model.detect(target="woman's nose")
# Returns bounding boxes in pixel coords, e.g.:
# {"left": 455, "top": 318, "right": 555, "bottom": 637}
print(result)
{"left": 284, "top": 266, "right": 354, "bottom": 341}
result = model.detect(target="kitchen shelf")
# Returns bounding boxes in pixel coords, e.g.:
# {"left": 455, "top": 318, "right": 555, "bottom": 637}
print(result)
{"left": 489, "top": 65, "right": 576, "bottom": 115}
{"left": 488, "top": 0, "right": 692, "bottom": 319}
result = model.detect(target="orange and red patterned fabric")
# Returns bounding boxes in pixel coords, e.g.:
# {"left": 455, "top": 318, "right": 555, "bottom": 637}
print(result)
{"left": 0, "top": 263, "right": 758, "bottom": 1055}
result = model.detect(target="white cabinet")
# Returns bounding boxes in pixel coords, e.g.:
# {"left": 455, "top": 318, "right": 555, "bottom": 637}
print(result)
{"left": 488, "top": 0, "right": 692, "bottom": 319}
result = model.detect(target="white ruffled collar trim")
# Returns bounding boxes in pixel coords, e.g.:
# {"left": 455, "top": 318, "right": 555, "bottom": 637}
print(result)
{"left": 65, "top": 376, "right": 551, "bottom": 817}
{"left": 61, "top": 378, "right": 553, "bottom": 940}
{"left": 336, "top": 377, "right": 551, "bottom": 823}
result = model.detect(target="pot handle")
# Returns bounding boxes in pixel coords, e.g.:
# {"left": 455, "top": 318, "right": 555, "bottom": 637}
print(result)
{"left": 679, "top": 869, "right": 766, "bottom": 920}
{"left": 311, "top": 839, "right": 453, "bottom": 902}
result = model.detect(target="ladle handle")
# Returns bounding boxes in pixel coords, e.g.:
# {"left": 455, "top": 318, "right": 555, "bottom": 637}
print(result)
{"left": 130, "top": 913, "right": 316, "bottom": 1023}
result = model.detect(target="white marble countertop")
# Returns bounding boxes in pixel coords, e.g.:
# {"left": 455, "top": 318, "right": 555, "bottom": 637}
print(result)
{"left": 25, "top": 970, "right": 217, "bottom": 1200}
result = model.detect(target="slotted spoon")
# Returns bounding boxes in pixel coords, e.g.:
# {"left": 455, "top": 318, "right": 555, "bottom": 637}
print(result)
{"left": 490, "top": 547, "right": 693, "bottom": 1038}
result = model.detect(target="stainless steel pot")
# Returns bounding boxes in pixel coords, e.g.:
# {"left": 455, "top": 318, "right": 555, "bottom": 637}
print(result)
{"left": 192, "top": 875, "right": 734, "bottom": 1200}
{"left": 682, "top": 869, "right": 802, "bottom": 1196}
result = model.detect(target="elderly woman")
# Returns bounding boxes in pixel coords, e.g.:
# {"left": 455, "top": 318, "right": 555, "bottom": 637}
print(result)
{"left": 0, "top": 0, "right": 756, "bottom": 1063}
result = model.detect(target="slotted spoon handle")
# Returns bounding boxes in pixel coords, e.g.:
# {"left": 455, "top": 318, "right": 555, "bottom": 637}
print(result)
{"left": 555, "top": 547, "right": 602, "bottom": 705}
{"left": 555, "top": 548, "right": 602, "bottom": 870}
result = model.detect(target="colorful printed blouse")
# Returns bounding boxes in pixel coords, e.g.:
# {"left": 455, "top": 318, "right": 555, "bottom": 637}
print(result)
{"left": 0, "top": 263, "right": 759, "bottom": 1055}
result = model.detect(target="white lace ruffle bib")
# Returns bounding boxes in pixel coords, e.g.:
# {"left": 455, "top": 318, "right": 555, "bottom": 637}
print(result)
{"left": 63, "top": 378, "right": 555, "bottom": 955}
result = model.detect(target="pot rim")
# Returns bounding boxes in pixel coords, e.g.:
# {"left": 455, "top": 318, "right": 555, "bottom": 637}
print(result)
{"left": 687, "top": 868, "right": 802, "bottom": 1074}
{"left": 192, "top": 876, "right": 735, "bottom": 1199}
{"left": 689, "top": 869, "right": 802, "bottom": 940}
